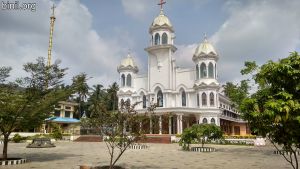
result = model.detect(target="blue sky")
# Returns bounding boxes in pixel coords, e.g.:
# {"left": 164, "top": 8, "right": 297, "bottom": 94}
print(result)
{"left": 1, "top": 0, "right": 299, "bottom": 87}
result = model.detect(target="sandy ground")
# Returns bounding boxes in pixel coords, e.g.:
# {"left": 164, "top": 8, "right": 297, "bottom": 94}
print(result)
{"left": 0, "top": 142, "right": 295, "bottom": 169}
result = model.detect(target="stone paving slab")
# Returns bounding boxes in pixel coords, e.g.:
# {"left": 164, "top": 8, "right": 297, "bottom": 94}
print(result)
{"left": 0, "top": 142, "right": 295, "bottom": 169}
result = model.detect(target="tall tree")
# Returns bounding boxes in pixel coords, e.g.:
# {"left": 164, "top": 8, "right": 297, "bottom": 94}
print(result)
{"left": 0, "top": 57, "right": 72, "bottom": 160}
{"left": 223, "top": 80, "right": 250, "bottom": 109}
{"left": 72, "top": 73, "right": 90, "bottom": 117}
{"left": 106, "top": 82, "right": 119, "bottom": 112}
{"left": 241, "top": 52, "right": 300, "bottom": 169}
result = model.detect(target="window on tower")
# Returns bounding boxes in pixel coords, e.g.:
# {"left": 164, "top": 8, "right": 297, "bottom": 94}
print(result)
{"left": 162, "top": 33, "right": 168, "bottom": 44}
{"left": 126, "top": 98, "right": 131, "bottom": 105}
{"left": 210, "top": 92, "right": 214, "bottom": 106}
{"left": 157, "top": 90, "right": 163, "bottom": 107}
{"left": 196, "top": 64, "right": 199, "bottom": 80}
{"left": 121, "top": 74, "right": 125, "bottom": 87}
{"left": 200, "top": 63, "right": 207, "bottom": 78}
{"left": 208, "top": 62, "right": 214, "bottom": 78}
{"left": 211, "top": 118, "right": 215, "bottom": 124}
{"left": 181, "top": 90, "right": 186, "bottom": 107}
{"left": 126, "top": 74, "right": 132, "bottom": 87}
{"left": 143, "top": 95, "right": 147, "bottom": 108}
{"left": 202, "top": 92, "right": 207, "bottom": 106}
{"left": 154, "top": 33, "right": 160, "bottom": 45}
{"left": 197, "top": 93, "right": 200, "bottom": 107}
{"left": 202, "top": 118, "right": 208, "bottom": 124}
{"left": 215, "top": 63, "right": 217, "bottom": 79}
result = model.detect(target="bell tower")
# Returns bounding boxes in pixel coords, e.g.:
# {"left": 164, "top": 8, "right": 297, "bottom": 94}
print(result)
{"left": 145, "top": 0, "right": 177, "bottom": 92}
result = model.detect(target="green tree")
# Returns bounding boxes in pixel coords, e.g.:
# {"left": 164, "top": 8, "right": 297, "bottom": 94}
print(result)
{"left": 87, "top": 99, "right": 150, "bottom": 169}
{"left": 241, "top": 52, "right": 300, "bottom": 169}
{"left": 72, "top": 73, "right": 90, "bottom": 118}
{"left": 0, "top": 57, "right": 72, "bottom": 160}
{"left": 106, "top": 82, "right": 119, "bottom": 112}
{"left": 179, "top": 124, "right": 223, "bottom": 150}
{"left": 223, "top": 80, "right": 250, "bottom": 109}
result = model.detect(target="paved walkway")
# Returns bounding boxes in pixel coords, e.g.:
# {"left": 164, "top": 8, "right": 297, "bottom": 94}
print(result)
{"left": 0, "top": 142, "right": 294, "bottom": 169}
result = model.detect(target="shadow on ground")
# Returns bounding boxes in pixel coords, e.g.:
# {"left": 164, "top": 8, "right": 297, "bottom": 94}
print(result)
{"left": 9, "top": 152, "right": 83, "bottom": 162}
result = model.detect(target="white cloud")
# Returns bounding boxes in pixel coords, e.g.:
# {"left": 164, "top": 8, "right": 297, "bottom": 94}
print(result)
{"left": 212, "top": 0, "right": 300, "bottom": 83}
{"left": 0, "top": 0, "right": 131, "bottom": 87}
{"left": 173, "top": 0, "right": 300, "bottom": 84}
{"left": 121, "top": 0, "right": 155, "bottom": 21}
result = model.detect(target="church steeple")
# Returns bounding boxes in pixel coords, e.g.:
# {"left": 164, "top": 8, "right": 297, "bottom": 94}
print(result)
{"left": 47, "top": 4, "right": 56, "bottom": 67}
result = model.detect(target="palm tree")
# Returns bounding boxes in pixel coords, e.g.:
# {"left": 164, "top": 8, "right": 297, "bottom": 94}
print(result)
{"left": 72, "top": 73, "right": 90, "bottom": 118}
{"left": 106, "top": 82, "right": 119, "bottom": 111}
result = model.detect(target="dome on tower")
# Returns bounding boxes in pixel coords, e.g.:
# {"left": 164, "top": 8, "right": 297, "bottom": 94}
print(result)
{"left": 117, "top": 53, "right": 139, "bottom": 73}
{"left": 193, "top": 37, "right": 218, "bottom": 61}
{"left": 150, "top": 10, "right": 174, "bottom": 32}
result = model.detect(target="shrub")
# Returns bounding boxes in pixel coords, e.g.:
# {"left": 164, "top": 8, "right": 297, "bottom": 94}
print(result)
{"left": 12, "top": 134, "right": 24, "bottom": 143}
{"left": 51, "top": 124, "right": 63, "bottom": 139}
{"left": 179, "top": 124, "right": 223, "bottom": 150}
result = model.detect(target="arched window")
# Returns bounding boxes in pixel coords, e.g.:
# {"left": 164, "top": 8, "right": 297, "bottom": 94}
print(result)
{"left": 162, "top": 33, "right": 168, "bottom": 44}
{"left": 200, "top": 63, "right": 207, "bottom": 78}
{"left": 210, "top": 92, "right": 214, "bottom": 106}
{"left": 208, "top": 62, "right": 214, "bottom": 78}
{"left": 152, "top": 35, "right": 153, "bottom": 45}
{"left": 211, "top": 118, "right": 215, "bottom": 124}
{"left": 121, "top": 74, "right": 125, "bottom": 87}
{"left": 143, "top": 95, "right": 147, "bottom": 108}
{"left": 197, "top": 93, "right": 200, "bottom": 107}
{"left": 126, "top": 74, "right": 131, "bottom": 87}
{"left": 203, "top": 118, "right": 208, "bottom": 124}
{"left": 154, "top": 33, "right": 160, "bottom": 45}
{"left": 196, "top": 64, "right": 199, "bottom": 80}
{"left": 215, "top": 63, "right": 217, "bottom": 79}
{"left": 120, "top": 99, "right": 124, "bottom": 105}
{"left": 157, "top": 90, "right": 163, "bottom": 107}
{"left": 181, "top": 90, "right": 186, "bottom": 107}
{"left": 202, "top": 92, "right": 207, "bottom": 106}
{"left": 126, "top": 98, "right": 131, "bottom": 105}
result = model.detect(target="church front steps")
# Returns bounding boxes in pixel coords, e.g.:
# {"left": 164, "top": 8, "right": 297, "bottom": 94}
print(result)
{"left": 74, "top": 134, "right": 172, "bottom": 143}
{"left": 74, "top": 135, "right": 102, "bottom": 142}
{"left": 139, "top": 134, "right": 172, "bottom": 144}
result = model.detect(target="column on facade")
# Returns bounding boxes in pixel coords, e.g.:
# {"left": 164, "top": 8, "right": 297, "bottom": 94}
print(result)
{"left": 159, "top": 115, "right": 162, "bottom": 134}
{"left": 149, "top": 116, "right": 153, "bottom": 134}
{"left": 176, "top": 114, "right": 183, "bottom": 134}
{"left": 168, "top": 115, "right": 172, "bottom": 134}
{"left": 196, "top": 115, "right": 201, "bottom": 124}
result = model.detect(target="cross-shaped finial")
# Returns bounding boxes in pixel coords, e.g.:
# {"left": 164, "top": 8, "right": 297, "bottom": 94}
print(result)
{"left": 158, "top": 0, "right": 166, "bottom": 10}
{"left": 51, "top": 4, "right": 56, "bottom": 16}
{"left": 204, "top": 32, "right": 208, "bottom": 41}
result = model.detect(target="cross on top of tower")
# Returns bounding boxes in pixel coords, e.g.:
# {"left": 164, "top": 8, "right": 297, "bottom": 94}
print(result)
{"left": 51, "top": 4, "right": 56, "bottom": 16}
{"left": 158, "top": 0, "right": 166, "bottom": 10}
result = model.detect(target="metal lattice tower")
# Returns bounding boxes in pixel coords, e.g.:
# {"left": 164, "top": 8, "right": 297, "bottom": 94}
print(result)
{"left": 47, "top": 4, "right": 56, "bottom": 67}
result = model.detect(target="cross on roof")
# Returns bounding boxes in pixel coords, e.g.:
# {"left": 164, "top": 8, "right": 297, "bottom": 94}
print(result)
{"left": 158, "top": 0, "right": 166, "bottom": 10}
{"left": 51, "top": 4, "right": 56, "bottom": 16}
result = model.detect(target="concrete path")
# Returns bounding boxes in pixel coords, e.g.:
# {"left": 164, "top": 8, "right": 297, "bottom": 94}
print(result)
{"left": 0, "top": 142, "right": 294, "bottom": 169}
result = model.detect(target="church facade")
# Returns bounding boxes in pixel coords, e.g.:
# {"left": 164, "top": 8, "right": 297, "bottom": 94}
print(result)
{"left": 117, "top": 8, "right": 249, "bottom": 136}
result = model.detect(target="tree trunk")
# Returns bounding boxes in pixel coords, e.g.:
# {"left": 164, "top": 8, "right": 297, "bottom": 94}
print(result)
{"left": 2, "top": 135, "right": 9, "bottom": 160}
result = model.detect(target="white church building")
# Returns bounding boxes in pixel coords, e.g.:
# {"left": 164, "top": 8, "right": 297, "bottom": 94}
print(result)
{"left": 117, "top": 7, "right": 249, "bottom": 136}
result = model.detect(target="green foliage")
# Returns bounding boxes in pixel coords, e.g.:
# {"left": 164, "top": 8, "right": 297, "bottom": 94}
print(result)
{"left": 0, "top": 57, "right": 73, "bottom": 160}
{"left": 223, "top": 80, "right": 250, "bottom": 109}
{"left": 50, "top": 124, "right": 63, "bottom": 140}
{"left": 0, "top": 67, "right": 12, "bottom": 83}
{"left": 241, "top": 52, "right": 300, "bottom": 169}
{"left": 12, "top": 134, "right": 24, "bottom": 143}
{"left": 179, "top": 124, "right": 223, "bottom": 150}
{"left": 241, "top": 61, "right": 258, "bottom": 75}
{"left": 72, "top": 73, "right": 90, "bottom": 117}
{"left": 87, "top": 99, "right": 149, "bottom": 169}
